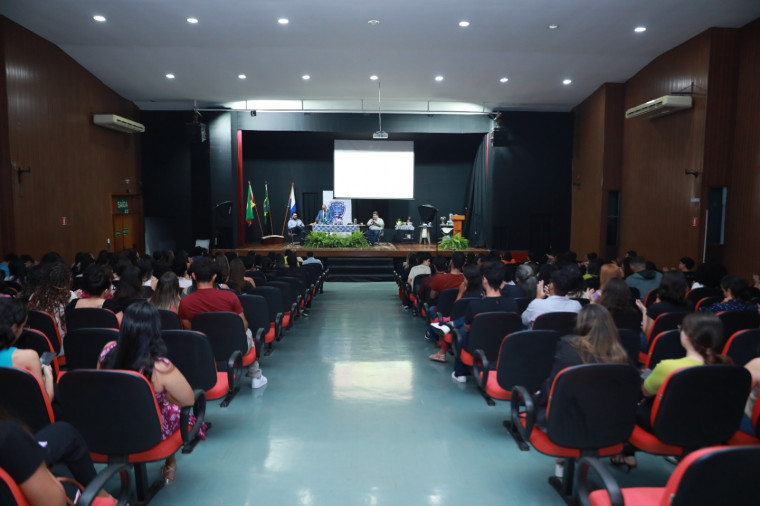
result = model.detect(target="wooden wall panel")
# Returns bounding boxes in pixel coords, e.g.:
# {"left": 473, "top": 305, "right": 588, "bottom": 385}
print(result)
{"left": 618, "top": 31, "right": 712, "bottom": 269}
{"left": 724, "top": 19, "right": 760, "bottom": 276}
{"left": 0, "top": 17, "right": 141, "bottom": 262}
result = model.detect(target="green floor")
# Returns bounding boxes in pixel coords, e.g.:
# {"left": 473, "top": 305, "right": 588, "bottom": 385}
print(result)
{"left": 139, "top": 282, "right": 672, "bottom": 505}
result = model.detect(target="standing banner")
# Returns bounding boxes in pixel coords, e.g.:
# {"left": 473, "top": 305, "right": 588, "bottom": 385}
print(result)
{"left": 322, "top": 190, "right": 352, "bottom": 225}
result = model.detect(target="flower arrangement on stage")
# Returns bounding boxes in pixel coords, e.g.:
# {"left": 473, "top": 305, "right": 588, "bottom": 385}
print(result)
{"left": 303, "top": 231, "right": 370, "bottom": 248}
{"left": 439, "top": 233, "right": 469, "bottom": 250}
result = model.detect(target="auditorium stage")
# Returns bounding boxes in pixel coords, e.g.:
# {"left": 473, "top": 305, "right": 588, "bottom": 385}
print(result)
{"left": 213, "top": 242, "right": 489, "bottom": 260}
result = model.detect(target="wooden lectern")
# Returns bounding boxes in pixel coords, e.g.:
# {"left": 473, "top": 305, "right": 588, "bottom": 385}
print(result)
{"left": 451, "top": 215, "right": 465, "bottom": 236}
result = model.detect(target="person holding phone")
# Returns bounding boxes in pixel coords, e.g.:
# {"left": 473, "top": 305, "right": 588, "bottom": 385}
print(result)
{"left": 365, "top": 211, "right": 384, "bottom": 245}
{"left": 0, "top": 298, "right": 55, "bottom": 401}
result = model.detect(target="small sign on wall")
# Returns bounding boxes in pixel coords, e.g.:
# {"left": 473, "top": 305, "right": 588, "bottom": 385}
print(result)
{"left": 115, "top": 230, "right": 121, "bottom": 237}
{"left": 61, "top": 217, "right": 68, "bottom": 226}
{"left": 691, "top": 217, "right": 698, "bottom": 227}
{"left": 116, "top": 198, "right": 129, "bottom": 213}
{"left": 123, "top": 228, "right": 129, "bottom": 236}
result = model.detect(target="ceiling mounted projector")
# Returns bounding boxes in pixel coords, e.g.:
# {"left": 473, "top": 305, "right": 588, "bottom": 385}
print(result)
{"left": 373, "top": 131, "right": 389, "bottom": 139}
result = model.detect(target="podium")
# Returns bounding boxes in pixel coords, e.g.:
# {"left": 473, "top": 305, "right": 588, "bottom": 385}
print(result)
{"left": 451, "top": 215, "right": 465, "bottom": 236}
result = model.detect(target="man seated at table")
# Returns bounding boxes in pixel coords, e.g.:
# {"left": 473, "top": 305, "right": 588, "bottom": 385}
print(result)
{"left": 315, "top": 203, "right": 333, "bottom": 225}
{"left": 287, "top": 212, "right": 306, "bottom": 242}
{"left": 365, "top": 211, "right": 384, "bottom": 245}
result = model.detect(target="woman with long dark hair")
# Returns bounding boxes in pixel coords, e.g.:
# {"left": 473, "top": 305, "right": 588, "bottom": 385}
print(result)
{"left": 28, "top": 262, "right": 72, "bottom": 337}
{"left": 98, "top": 302, "right": 205, "bottom": 483}
{"left": 148, "top": 271, "right": 182, "bottom": 312}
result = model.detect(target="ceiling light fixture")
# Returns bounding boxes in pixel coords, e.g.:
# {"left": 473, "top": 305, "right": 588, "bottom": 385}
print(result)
{"left": 370, "top": 75, "right": 379, "bottom": 81}
{"left": 634, "top": 26, "right": 647, "bottom": 33}
{"left": 548, "top": 24, "right": 559, "bottom": 30}
{"left": 93, "top": 15, "right": 106, "bottom": 22}
{"left": 302, "top": 74, "right": 311, "bottom": 80}
{"left": 562, "top": 79, "right": 572, "bottom": 85}
{"left": 500, "top": 77, "right": 509, "bottom": 83}
{"left": 238, "top": 74, "right": 247, "bottom": 79}
{"left": 166, "top": 74, "right": 175, "bottom": 79}
{"left": 459, "top": 21, "right": 470, "bottom": 28}
{"left": 373, "top": 79, "right": 388, "bottom": 140}
{"left": 368, "top": 20, "right": 380, "bottom": 25}
{"left": 435, "top": 75, "right": 444, "bottom": 82}
{"left": 278, "top": 18, "right": 289, "bottom": 25}
{"left": 187, "top": 17, "right": 199, "bottom": 24}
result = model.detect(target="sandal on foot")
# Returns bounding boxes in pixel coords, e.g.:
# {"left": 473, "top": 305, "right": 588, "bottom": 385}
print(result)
{"left": 161, "top": 465, "right": 176, "bottom": 484}
{"left": 429, "top": 352, "right": 446, "bottom": 363}
{"left": 609, "top": 454, "right": 637, "bottom": 472}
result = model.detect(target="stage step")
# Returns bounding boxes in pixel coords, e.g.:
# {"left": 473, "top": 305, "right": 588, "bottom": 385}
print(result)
{"left": 325, "top": 257, "right": 395, "bottom": 282}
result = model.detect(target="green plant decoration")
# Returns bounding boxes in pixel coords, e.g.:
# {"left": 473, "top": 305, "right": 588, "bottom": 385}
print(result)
{"left": 303, "top": 230, "right": 370, "bottom": 248}
{"left": 439, "top": 233, "right": 469, "bottom": 250}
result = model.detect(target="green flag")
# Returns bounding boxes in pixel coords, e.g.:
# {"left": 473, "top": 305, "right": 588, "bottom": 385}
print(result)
{"left": 245, "top": 183, "right": 255, "bottom": 226}
{"left": 263, "top": 183, "right": 270, "bottom": 224}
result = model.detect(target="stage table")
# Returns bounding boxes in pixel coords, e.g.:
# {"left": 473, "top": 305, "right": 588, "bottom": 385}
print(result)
{"left": 394, "top": 224, "right": 415, "bottom": 242}
{"left": 311, "top": 224, "right": 361, "bottom": 233}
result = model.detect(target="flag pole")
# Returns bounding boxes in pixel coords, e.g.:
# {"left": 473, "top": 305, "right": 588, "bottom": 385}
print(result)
{"left": 281, "top": 181, "right": 294, "bottom": 236}
{"left": 249, "top": 180, "right": 265, "bottom": 237}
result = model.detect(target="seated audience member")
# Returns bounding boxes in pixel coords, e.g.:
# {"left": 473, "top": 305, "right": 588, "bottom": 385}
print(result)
{"left": 172, "top": 255, "right": 193, "bottom": 292}
{"left": 149, "top": 272, "right": 182, "bottom": 312}
{"left": 112, "top": 265, "right": 146, "bottom": 311}
{"left": 501, "top": 264, "right": 522, "bottom": 299}
{"left": 535, "top": 304, "right": 629, "bottom": 428}
{"left": 315, "top": 203, "right": 333, "bottom": 225}
{"left": 227, "top": 258, "right": 255, "bottom": 294}
{"left": 614, "top": 312, "right": 731, "bottom": 468}
{"left": 65, "top": 264, "right": 123, "bottom": 325}
{"left": 287, "top": 212, "right": 306, "bottom": 242}
{"left": 178, "top": 257, "right": 267, "bottom": 388}
{"left": 702, "top": 274, "right": 757, "bottom": 313}
{"left": 407, "top": 252, "right": 432, "bottom": 287}
{"left": 678, "top": 256, "right": 696, "bottom": 286}
{"left": 430, "top": 252, "right": 465, "bottom": 301}
{"left": 636, "top": 270, "right": 689, "bottom": 338}
{"left": 214, "top": 254, "right": 231, "bottom": 290}
{"left": 741, "top": 357, "right": 760, "bottom": 436}
{"left": 99, "top": 302, "right": 206, "bottom": 484}
{"left": 456, "top": 264, "right": 484, "bottom": 301}
{"left": 521, "top": 269, "right": 583, "bottom": 328}
{"left": 690, "top": 261, "right": 727, "bottom": 290}
{"left": 596, "top": 278, "right": 639, "bottom": 325}
{"left": 302, "top": 251, "right": 323, "bottom": 269}
{"left": 588, "top": 262, "right": 622, "bottom": 302}
{"left": 625, "top": 256, "right": 662, "bottom": 301}
{"left": 415, "top": 256, "right": 446, "bottom": 313}
{"left": 365, "top": 211, "right": 384, "bottom": 246}
{"left": 0, "top": 299, "right": 54, "bottom": 401}
{"left": 514, "top": 263, "right": 538, "bottom": 300}
{"left": 28, "top": 262, "right": 73, "bottom": 338}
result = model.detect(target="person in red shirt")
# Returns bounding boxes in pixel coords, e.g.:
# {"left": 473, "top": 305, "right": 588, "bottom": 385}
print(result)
{"left": 429, "top": 251, "right": 465, "bottom": 301}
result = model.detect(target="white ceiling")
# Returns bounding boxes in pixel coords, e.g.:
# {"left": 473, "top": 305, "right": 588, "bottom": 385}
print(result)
{"left": 2, "top": 0, "right": 759, "bottom": 113}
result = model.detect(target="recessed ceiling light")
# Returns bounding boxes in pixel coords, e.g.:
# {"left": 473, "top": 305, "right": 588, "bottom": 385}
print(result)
{"left": 238, "top": 74, "right": 247, "bottom": 80}
{"left": 500, "top": 77, "right": 509, "bottom": 83}
{"left": 562, "top": 79, "right": 572, "bottom": 85}
{"left": 548, "top": 24, "right": 559, "bottom": 30}
{"left": 435, "top": 75, "right": 444, "bottom": 82}
{"left": 278, "top": 18, "right": 289, "bottom": 25}
{"left": 93, "top": 15, "right": 106, "bottom": 22}
{"left": 368, "top": 20, "right": 380, "bottom": 25}
{"left": 187, "top": 17, "right": 199, "bottom": 24}
{"left": 370, "top": 75, "right": 379, "bottom": 81}
{"left": 302, "top": 74, "right": 311, "bottom": 80}
{"left": 166, "top": 74, "right": 175, "bottom": 79}
{"left": 459, "top": 21, "right": 470, "bottom": 28}
{"left": 634, "top": 26, "right": 647, "bottom": 33}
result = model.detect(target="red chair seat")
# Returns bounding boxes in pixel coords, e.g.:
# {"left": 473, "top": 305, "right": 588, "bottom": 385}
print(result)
{"left": 91, "top": 427, "right": 183, "bottom": 463}
{"left": 588, "top": 487, "right": 663, "bottom": 506}
{"left": 483, "top": 370, "right": 512, "bottom": 401}
{"left": 517, "top": 416, "right": 624, "bottom": 458}
{"left": 265, "top": 324, "right": 276, "bottom": 344}
{"left": 628, "top": 424, "right": 685, "bottom": 456}
{"left": 459, "top": 348, "right": 474, "bottom": 366}
{"left": 728, "top": 430, "right": 760, "bottom": 446}
{"left": 206, "top": 371, "right": 232, "bottom": 400}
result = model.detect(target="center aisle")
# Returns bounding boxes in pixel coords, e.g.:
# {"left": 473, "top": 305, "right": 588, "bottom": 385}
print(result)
{"left": 150, "top": 282, "right": 666, "bottom": 505}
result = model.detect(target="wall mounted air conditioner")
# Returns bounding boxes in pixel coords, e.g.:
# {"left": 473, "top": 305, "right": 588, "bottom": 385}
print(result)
{"left": 625, "top": 95, "right": 692, "bottom": 120}
{"left": 93, "top": 114, "right": 145, "bottom": 133}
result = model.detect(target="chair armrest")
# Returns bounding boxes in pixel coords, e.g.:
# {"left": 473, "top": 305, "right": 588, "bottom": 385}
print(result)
{"left": 577, "top": 457, "right": 624, "bottom": 506}
{"left": 180, "top": 388, "right": 207, "bottom": 445}
{"left": 254, "top": 327, "right": 264, "bottom": 359}
{"left": 226, "top": 349, "right": 244, "bottom": 392}
{"left": 422, "top": 303, "right": 431, "bottom": 323}
{"left": 77, "top": 463, "right": 133, "bottom": 506}
{"left": 451, "top": 327, "right": 463, "bottom": 358}
{"left": 275, "top": 312, "right": 283, "bottom": 338}
{"left": 472, "top": 349, "right": 490, "bottom": 389}
{"left": 510, "top": 385, "right": 536, "bottom": 444}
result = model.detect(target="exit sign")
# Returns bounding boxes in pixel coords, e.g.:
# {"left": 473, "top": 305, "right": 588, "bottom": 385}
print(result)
{"left": 116, "top": 198, "right": 129, "bottom": 212}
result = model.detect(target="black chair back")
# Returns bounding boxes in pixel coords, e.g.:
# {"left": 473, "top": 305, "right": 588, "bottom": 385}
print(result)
{"left": 723, "top": 328, "right": 760, "bottom": 366}
{"left": 652, "top": 365, "right": 750, "bottom": 448}
{"left": 694, "top": 296, "right": 721, "bottom": 311}
{"left": 669, "top": 446, "right": 760, "bottom": 506}
{"left": 532, "top": 311, "right": 578, "bottom": 336}
{"left": 545, "top": 363, "right": 640, "bottom": 450}
{"left": 643, "top": 289, "right": 658, "bottom": 307}
{"left": 0, "top": 367, "right": 54, "bottom": 432}
{"left": 496, "top": 330, "right": 560, "bottom": 393}
{"left": 468, "top": 312, "right": 523, "bottom": 362}
{"left": 15, "top": 328, "right": 55, "bottom": 360}
{"left": 686, "top": 287, "right": 722, "bottom": 311}
{"left": 718, "top": 311, "right": 760, "bottom": 348}
{"left": 515, "top": 297, "right": 531, "bottom": 314}
{"left": 64, "top": 328, "right": 120, "bottom": 371}
{"left": 191, "top": 312, "right": 248, "bottom": 372}
{"left": 162, "top": 330, "right": 218, "bottom": 391}
{"left": 612, "top": 310, "right": 642, "bottom": 331}
{"left": 239, "top": 295, "right": 270, "bottom": 337}
{"left": 645, "top": 329, "right": 685, "bottom": 369}
{"left": 66, "top": 307, "right": 119, "bottom": 331}
{"left": 617, "top": 328, "right": 643, "bottom": 366}
{"left": 435, "top": 288, "right": 459, "bottom": 318}
{"left": 158, "top": 309, "right": 182, "bottom": 330}
{"left": 450, "top": 297, "right": 479, "bottom": 321}
{"left": 647, "top": 311, "right": 687, "bottom": 344}
{"left": 59, "top": 370, "right": 162, "bottom": 455}
{"left": 27, "top": 309, "right": 62, "bottom": 354}
{"left": 247, "top": 287, "right": 285, "bottom": 323}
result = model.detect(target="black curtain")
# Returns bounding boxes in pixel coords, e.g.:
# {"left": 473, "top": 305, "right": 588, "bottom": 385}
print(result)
{"left": 463, "top": 134, "right": 491, "bottom": 248}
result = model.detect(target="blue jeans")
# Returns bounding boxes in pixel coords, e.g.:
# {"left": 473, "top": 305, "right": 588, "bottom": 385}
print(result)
{"left": 366, "top": 229, "right": 380, "bottom": 245}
